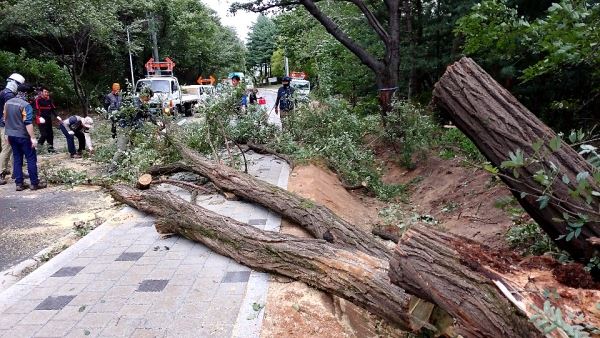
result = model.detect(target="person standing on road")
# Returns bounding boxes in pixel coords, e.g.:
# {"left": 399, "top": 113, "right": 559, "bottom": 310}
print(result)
{"left": 274, "top": 76, "right": 295, "bottom": 130}
{"left": 59, "top": 115, "right": 94, "bottom": 159}
{"left": 3, "top": 83, "right": 47, "bottom": 191}
{"left": 231, "top": 75, "right": 247, "bottom": 113}
{"left": 35, "top": 86, "right": 59, "bottom": 153}
{"left": 104, "top": 83, "right": 122, "bottom": 139}
{"left": 0, "top": 73, "right": 25, "bottom": 185}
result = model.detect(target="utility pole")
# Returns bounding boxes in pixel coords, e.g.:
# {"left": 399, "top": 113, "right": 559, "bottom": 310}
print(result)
{"left": 126, "top": 26, "right": 135, "bottom": 91}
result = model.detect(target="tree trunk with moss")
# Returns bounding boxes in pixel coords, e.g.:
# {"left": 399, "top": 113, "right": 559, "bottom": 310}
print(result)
{"left": 432, "top": 57, "right": 600, "bottom": 264}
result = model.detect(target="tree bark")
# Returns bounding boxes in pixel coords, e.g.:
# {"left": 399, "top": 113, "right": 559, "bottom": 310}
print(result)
{"left": 432, "top": 57, "right": 600, "bottom": 263}
{"left": 389, "top": 226, "right": 541, "bottom": 338}
{"left": 109, "top": 184, "right": 413, "bottom": 330}
{"left": 171, "top": 143, "right": 393, "bottom": 260}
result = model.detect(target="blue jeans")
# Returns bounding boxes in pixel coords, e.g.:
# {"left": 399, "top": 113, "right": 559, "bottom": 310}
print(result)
{"left": 8, "top": 136, "right": 39, "bottom": 185}
{"left": 60, "top": 125, "right": 85, "bottom": 155}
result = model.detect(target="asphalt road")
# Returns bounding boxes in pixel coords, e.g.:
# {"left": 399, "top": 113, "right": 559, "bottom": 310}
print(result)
{"left": 0, "top": 184, "right": 114, "bottom": 271}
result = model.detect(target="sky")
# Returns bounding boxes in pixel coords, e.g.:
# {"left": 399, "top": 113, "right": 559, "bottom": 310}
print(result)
{"left": 203, "top": 0, "right": 258, "bottom": 43}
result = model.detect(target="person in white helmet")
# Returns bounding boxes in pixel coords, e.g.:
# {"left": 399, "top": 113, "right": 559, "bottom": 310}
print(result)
{"left": 0, "top": 73, "right": 25, "bottom": 185}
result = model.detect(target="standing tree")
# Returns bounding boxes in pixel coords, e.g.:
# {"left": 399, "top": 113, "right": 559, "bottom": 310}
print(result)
{"left": 232, "top": 0, "right": 404, "bottom": 116}
{"left": 246, "top": 15, "right": 277, "bottom": 81}
{"left": 3, "top": 0, "right": 130, "bottom": 114}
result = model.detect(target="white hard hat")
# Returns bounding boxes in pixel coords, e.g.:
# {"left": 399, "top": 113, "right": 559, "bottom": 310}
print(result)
{"left": 8, "top": 73, "right": 25, "bottom": 84}
{"left": 82, "top": 116, "right": 94, "bottom": 129}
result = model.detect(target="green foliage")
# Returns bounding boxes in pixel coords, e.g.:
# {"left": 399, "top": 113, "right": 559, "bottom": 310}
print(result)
{"left": 384, "top": 101, "right": 437, "bottom": 168}
{"left": 42, "top": 168, "right": 88, "bottom": 188}
{"left": 530, "top": 300, "right": 595, "bottom": 337}
{"left": 246, "top": 15, "right": 277, "bottom": 72}
{"left": 437, "top": 127, "right": 484, "bottom": 161}
{"left": 0, "top": 50, "right": 74, "bottom": 106}
{"left": 456, "top": 0, "right": 600, "bottom": 130}
{"left": 506, "top": 221, "right": 558, "bottom": 256}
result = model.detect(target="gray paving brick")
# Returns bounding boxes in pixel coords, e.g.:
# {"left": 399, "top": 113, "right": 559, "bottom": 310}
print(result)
{"left": 51, "top": 266, "right": 85, "bottom": 277}
{"left": 115, "top": 252, "right": 144, "bottom": 262}
{"left": 78, "top": 264, "right": 109, "bottom": 275}
{"left": 168, "top": 274, "right": 195, "bottom": 286}
{"left": 222, "top": 271, "right": 250, "bottom": 283}
{"left": 35, "top": 320, "right": 77, "bottom": 337}
{"left": 35, "top": 295, "right": 75, "bottom": 311}
{"left": 103, "top": 285, "right": 135, "bottom": 300}
{"left": 146, "top": 268, "right": 176, "bottom": 280}
{"left": 137, "top": 280, "right": 169, "bottom": 292}
{"left": 176, "top": 301, "right": 212, "bottom": 319}
{"left": 115, "top": 274, "right": 147, "bottom": 286}
{"left": 65, "top": 327, "right": 100, "bottom": 338}
{"left": 68, "top": 273, "right": 97, "bottom": 284}
{"left": 126, "top": 292, "right": 157, "bottom": 305}
{"left": 142, "top": 312, "right": 174, "bottom": 329}
{"left": 95, "top": 268, "right": 127, "bottom": 282}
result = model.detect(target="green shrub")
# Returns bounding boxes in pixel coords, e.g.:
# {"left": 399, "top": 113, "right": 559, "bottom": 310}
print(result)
{"left": 384, "top": 101, "right": 437, "bottom": 168}
{"left": 438, "top": 127, "right": 485, "bottom": 162}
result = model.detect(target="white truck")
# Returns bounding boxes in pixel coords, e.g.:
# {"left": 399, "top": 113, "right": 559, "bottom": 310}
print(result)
{"left": 290, "top": 79, "right": 310, "bottom": 98}
{"left": 135, "top": 58, "right": 209, "bottom": 116}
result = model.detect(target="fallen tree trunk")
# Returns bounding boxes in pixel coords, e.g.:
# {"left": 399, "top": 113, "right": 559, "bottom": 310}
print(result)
{"left": 389, "top": 226, "right": 541, "bottom": 338}
{"left": 110, "top": 184, "right": 413, "bottom": 330}
{"left": 245, "top": 142, "right": 295, "bottom": 169}
{"left": 433, "top": 57, "right": 600, "bottom": 263}
{"left": 168, "top": 142, "right": 392, "bottom": 260}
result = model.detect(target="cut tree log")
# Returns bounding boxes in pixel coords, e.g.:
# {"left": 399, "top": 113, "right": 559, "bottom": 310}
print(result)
{"left": 168, "top": 142, "right": 392, "bottom": 260}
{"left": 389, "top": 226, "right": 541, "bottom": 338}
{"left": 137, "top": 174, "right": 153, "bottom": 190}
{"left": 433, "top": 57, "right": 600, "bottom": 263}
{"left": 245, "top": 142, "right": 295, "bottom": 169}
{"left": 109, "top": 184, "right": 414, "bottom": 330}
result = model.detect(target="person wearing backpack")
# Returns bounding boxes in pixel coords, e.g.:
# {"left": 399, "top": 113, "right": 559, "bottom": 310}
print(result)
{"left": 274, "top": 76, "right": 295, "bottom": 130}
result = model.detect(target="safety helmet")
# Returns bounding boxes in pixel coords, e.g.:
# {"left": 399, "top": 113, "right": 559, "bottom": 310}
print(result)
{"left": 282, "top": 76, "right": 291, "bottom": 82}
{"left": 112, "top": 83, "right": 121, "bottom": 91}
{"left": 8, "top": 73, "right": 25, "bottom": 85}
{"left": 82, "top": 117, "right": 94, "bottom": 129}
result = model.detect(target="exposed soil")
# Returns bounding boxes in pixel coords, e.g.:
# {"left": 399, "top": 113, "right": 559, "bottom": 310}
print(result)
{"left": 263, "top": 153, "right": 600, "bottom": 337}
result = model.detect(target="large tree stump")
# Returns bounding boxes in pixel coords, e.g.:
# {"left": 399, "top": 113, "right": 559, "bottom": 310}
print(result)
{"left": 433, "top": 57, "right": 600, "bottom": 263}
{"left": 389, "top": 226, "right": 541, "bottom": 338}
{"left": 110, "top": 185, "right": 413, "bottom": 330}
{"left": 168, "top": 143, "right": 392, "bottom": 260}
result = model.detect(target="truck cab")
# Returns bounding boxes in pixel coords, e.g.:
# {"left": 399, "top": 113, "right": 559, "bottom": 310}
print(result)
{"left": 290, "top": 79, "right": 310, "bottom": 98}
{"left": 135, "top": 58, "right": 186, "bottom": 115}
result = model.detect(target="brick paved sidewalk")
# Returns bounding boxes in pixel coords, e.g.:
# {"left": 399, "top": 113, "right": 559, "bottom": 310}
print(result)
{"left": 0, "top": 152, "right": 289, "bottom": 338}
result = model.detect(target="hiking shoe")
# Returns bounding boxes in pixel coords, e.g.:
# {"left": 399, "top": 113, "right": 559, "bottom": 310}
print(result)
{"left": 31, "top": 182, "right": 48, "bottom": 190}
{"left": 16, "top": 183, "right": 29, "bottom": 191}
{"left": 70, "top": 154, "right": 82, "bottom": 159}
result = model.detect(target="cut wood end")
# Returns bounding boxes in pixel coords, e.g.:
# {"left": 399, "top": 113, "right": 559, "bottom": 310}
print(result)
{"left": 137, "top": 174, "right": 153, "bottom": 190}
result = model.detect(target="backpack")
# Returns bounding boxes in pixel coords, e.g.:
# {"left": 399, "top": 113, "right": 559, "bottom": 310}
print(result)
{"left": 279, "top": 87, "right": 294, "bottom": 111}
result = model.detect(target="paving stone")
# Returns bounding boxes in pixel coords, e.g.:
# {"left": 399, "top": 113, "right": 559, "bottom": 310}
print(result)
{"left": 34, "top": 320, "right": 77, "bottom": 337}
{"left": 118, "top": 304, "right": 151, "bottom": 319}
{"left": 130, "top": 328, "right": 166, "bottom": 338}
{"left": 100, "top": 317, "right": 143, "bottom": 336}
{"left": 115, "top": 252, "right": 145, "bottom": 262}
{"left": 142, "top": 312, "right": 174, "bottom": 329}
{"left": 35, "top": 296, "right": 75, "bottom": 310}
{"left": 52, "top": 305, "right": 89, "bottom": 321}
{"left": 23, "top": 287, "right": 59, "bottom": 301}
{"left": 84, "top": 280, "right": 115, "bottom": 293}
{"left": 0, "top": 313, "right": 26, "bottom": 330}
{"left": 68, "top": 273, "right": 99, "bottom": 284}
{"left": 39, "top": 277, "right": 72, "bottom": 288}
{"left": 146, "top": 268, "right": 176, "bottom": 280}
{"left": 222, "top": 271, "right": 251, "bottom": 283}
{"left": 79, "top": 264, "right": 109, "bottom": 275}
{"left": 56, "top": 283, "right": 88, "bottom": 296}
{"left": 19, "top": 309, "right": 58, "bottom": 325}
{"left": 68, "top": 292, "right": 104, "bottom": 306}
{"left": 89, "top": 297, "right": 125, "bottom": 313}
{"left": 2, "top": 324, "right": 43, "bottom": 338}
{"left": 137, "top": 280, "right": 169, "bottom": 292}
{"left": 64, "top": 327, "right": 100, "bottom": 338}
{"left": 74, "top": 312, "right": 115, "bottom": 329}
{"left": 103, "top": 285, "right": 135, "bottom": 300}
{"left": 51, "top": 266, "right": 85, "bottom": 278}
{"left": 176, "top": 301, "right": 212, "bottom": 319}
